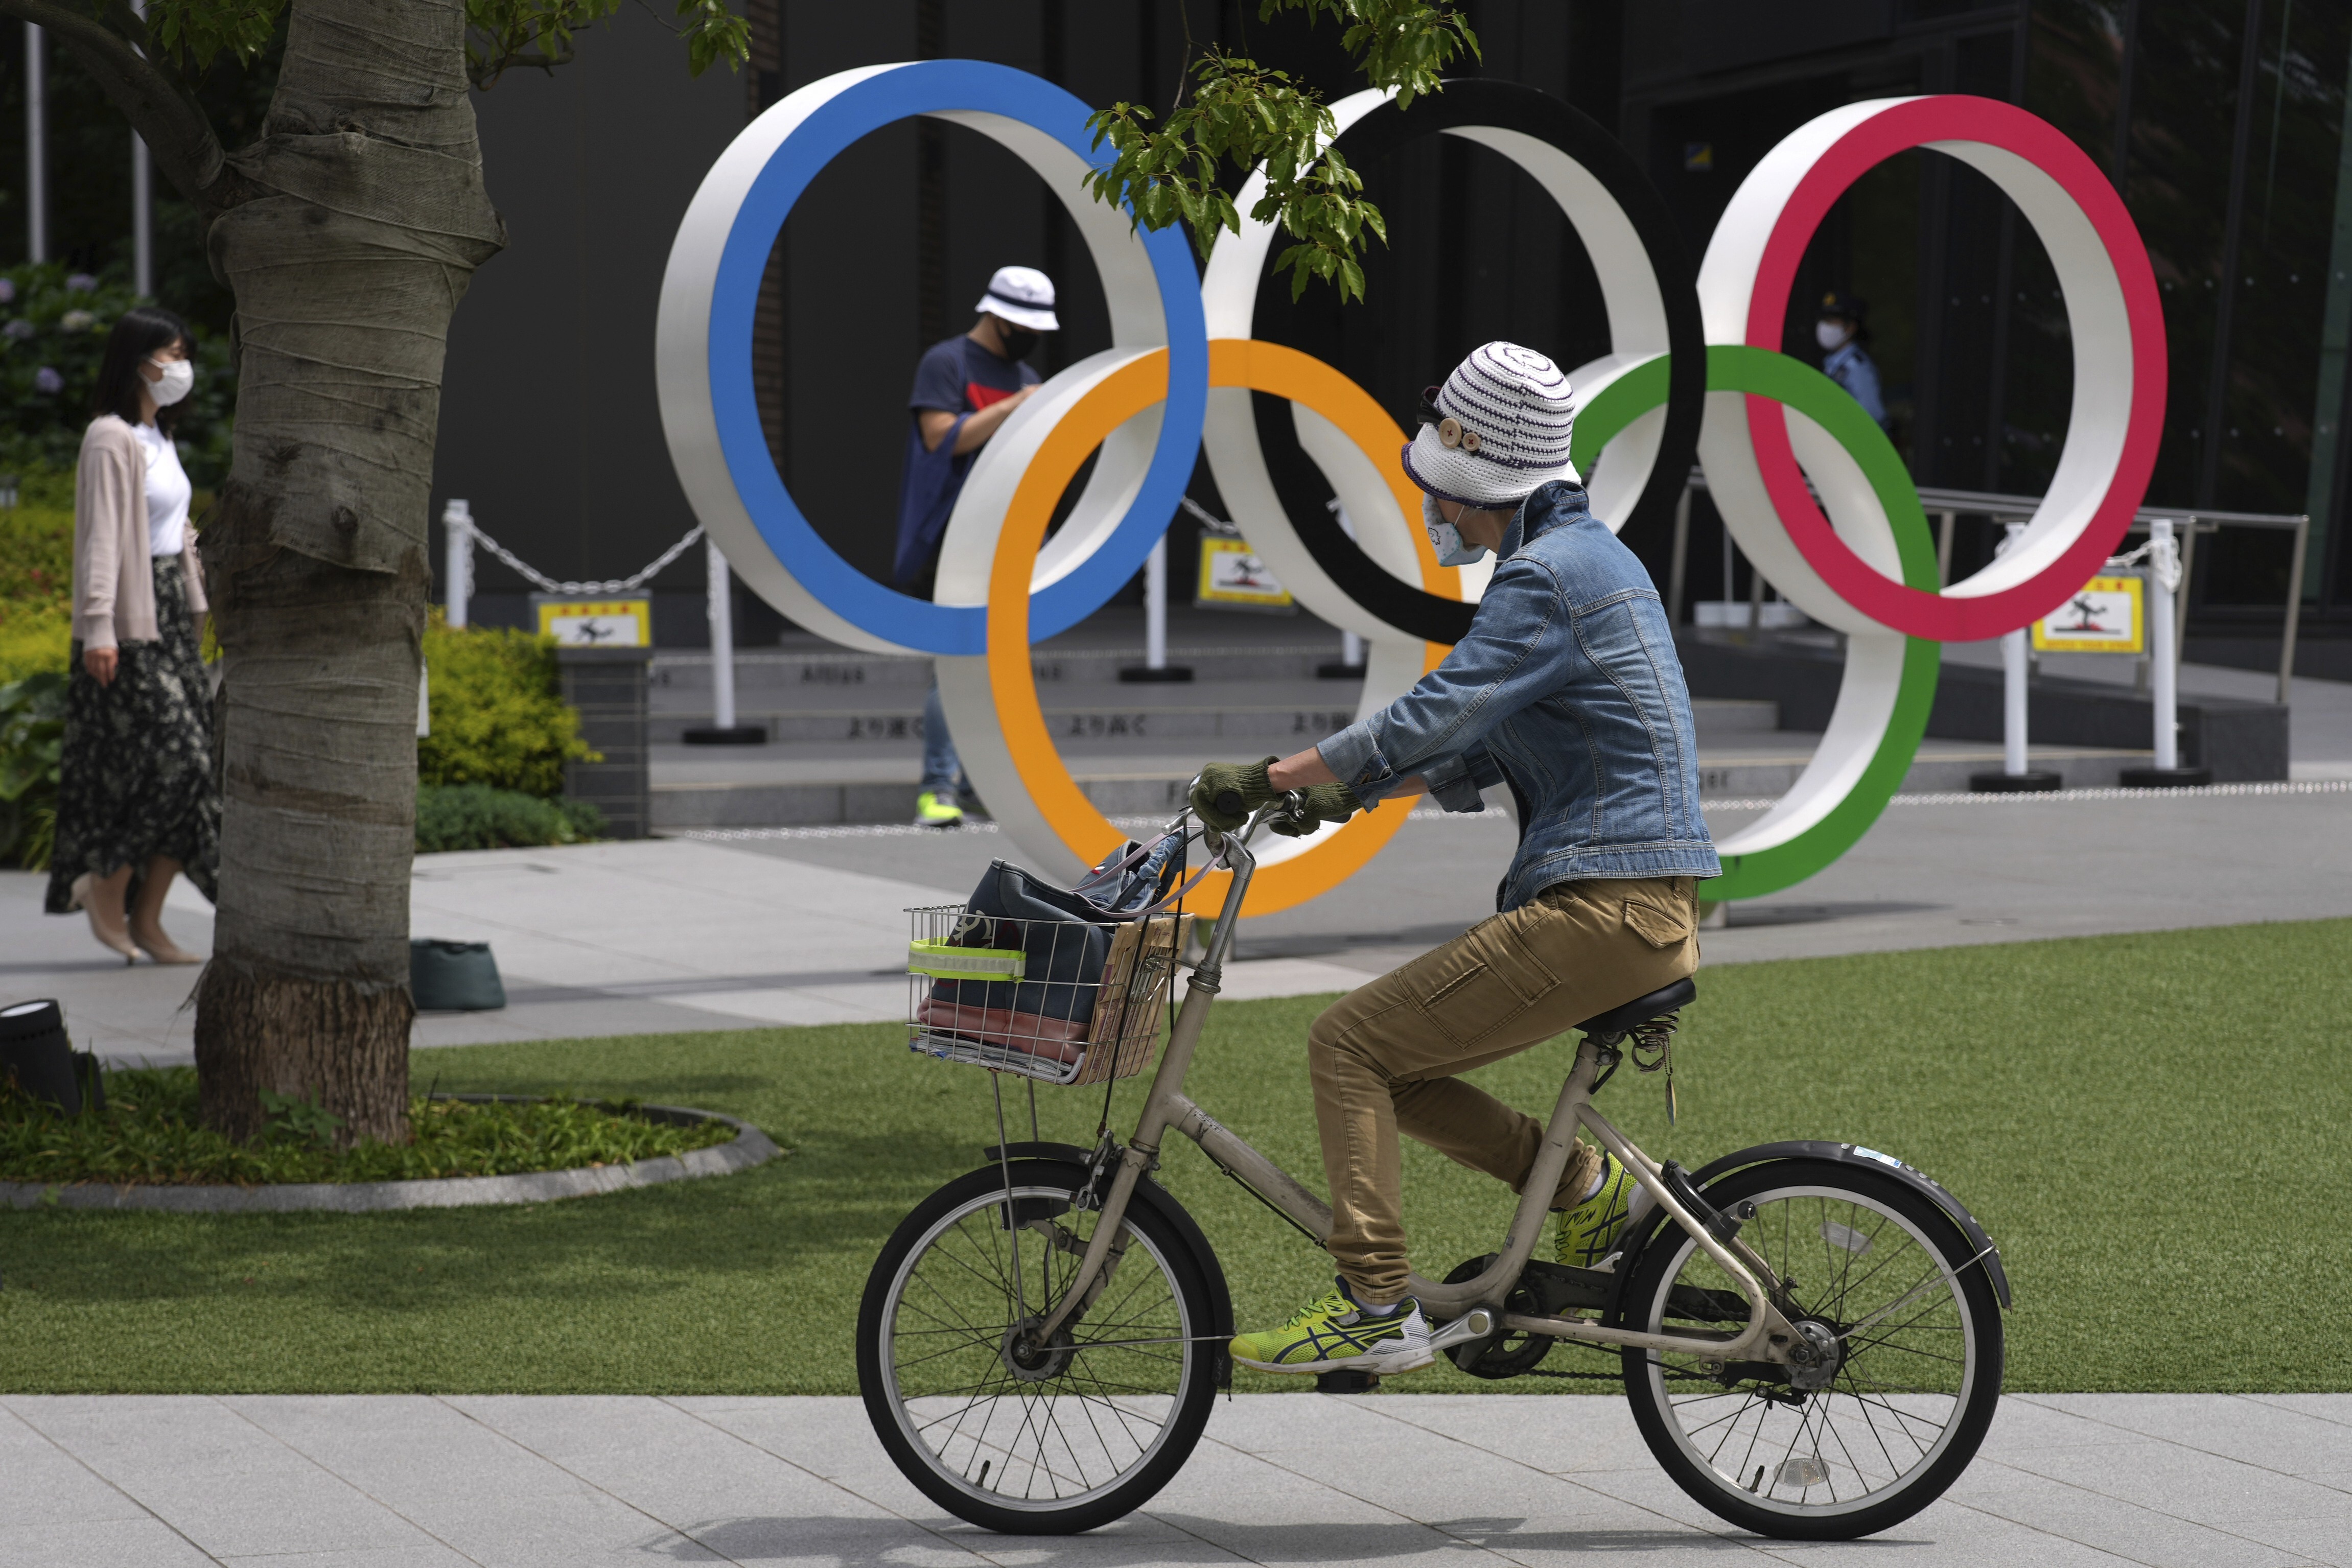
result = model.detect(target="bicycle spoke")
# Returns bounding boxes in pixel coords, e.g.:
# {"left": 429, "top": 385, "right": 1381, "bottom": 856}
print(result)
{"left": 1842, "top": 1368, "right": 1911, "bottom": 1479}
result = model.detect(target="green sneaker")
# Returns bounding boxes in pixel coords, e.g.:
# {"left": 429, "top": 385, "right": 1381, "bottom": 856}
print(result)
{"left": 913, "top": 790, "right": 964, "bottom": 829}
{"left": 1556, "top": 1149, "right": 1637, "bottom": 1269}
{"left": 1228, "top": 1278, "right": 1433, "bottom": 1375}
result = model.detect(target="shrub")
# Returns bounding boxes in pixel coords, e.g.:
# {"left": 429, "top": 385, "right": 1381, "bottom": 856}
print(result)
{"left": 1, "top": 465, "right": 75, "bottom": 685}
{"left": 0, "top": 1066, "right": 736, "bottom": 1185}
{"left": 0, "top": 266, "right": 237, "bottom": 487}
{"left": 0, "top": 602, "right": 70, "bottom": 686}
{"left": 416, "top": 783, "right": 604, "bottom": 853}
{"left": 0, "top": 671, "right": 65, "bottom": 868}
{"left": 420, "top": 613, "right": 595, "bottom": 797}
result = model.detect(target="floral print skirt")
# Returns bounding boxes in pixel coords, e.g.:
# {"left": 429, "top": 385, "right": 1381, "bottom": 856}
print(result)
{"left": 44, "top": 555, "right": 221, "bottom": 914}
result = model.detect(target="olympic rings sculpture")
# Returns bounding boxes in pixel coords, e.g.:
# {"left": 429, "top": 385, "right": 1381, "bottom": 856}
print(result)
{"left": 657, "top": 65, "right": 2164, "bottom": 915}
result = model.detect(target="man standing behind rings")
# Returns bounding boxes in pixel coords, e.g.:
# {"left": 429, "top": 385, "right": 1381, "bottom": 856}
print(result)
{"left": 1815, "top": 288, "right": 1888, "bottom": 431}
{"left": 894, "top": 265, "right": 1058, "bottom": 829}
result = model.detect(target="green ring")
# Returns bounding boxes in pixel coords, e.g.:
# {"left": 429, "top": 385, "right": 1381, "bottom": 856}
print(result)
{"left": 1573, "top": 346, "right": 1942, "bottom": 901}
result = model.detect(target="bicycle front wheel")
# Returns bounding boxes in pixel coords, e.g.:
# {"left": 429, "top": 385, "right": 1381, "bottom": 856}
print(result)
{"left": 1620, "top": 1159, "right": 2004, "bottom": 1540}
{"left": 855, "top": 1159, "right": 1220, "bottom": 1535}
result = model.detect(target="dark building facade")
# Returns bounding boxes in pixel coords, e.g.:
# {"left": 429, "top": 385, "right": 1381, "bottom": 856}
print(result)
{"left": 423, "top": 1, "right": 2352, "bottom": 649}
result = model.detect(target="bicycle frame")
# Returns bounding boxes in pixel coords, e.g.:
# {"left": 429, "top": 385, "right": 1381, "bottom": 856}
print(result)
{"left": 1024, "top": 805, "right": 1805, "bottom": 1368}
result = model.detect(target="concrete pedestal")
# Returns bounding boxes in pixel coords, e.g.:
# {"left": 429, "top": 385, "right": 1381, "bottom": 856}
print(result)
{"left": 558, "top": 646, "right": 652, "bottom": 839}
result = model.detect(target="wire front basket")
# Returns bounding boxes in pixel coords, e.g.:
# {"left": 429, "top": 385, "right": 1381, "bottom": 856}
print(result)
{"left": 906, "top": 905, "right": 1193, "bottom": 1086}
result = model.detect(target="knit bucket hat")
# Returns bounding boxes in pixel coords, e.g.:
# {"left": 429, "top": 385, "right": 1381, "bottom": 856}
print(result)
{"left": 1401, "top": 341, "right": 1579, "bottom": 509}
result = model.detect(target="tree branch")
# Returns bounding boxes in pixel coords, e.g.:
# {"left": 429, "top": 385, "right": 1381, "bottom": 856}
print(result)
{"left": 0, "top": 0, "right": 228, "bottom": 210}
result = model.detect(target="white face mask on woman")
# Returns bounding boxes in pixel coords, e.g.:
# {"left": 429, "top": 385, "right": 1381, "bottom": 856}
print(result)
{"left": 1423, "top": 492, "right": 1492, "bottom": 568}
{"left": 1814, "top": 319, "right": 1852, "bottom": 353}
{"left": 147, "top": 358, "right": 195, "bottom": 408}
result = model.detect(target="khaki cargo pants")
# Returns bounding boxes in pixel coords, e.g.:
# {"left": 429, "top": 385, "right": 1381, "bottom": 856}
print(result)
{"left": 1306, "top": 876, "right": 1702, "bottom": 1304}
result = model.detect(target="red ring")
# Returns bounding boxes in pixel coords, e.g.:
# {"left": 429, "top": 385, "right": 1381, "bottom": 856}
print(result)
{"left": 1744, "top": 97, "right": 2165, "bottom": 642}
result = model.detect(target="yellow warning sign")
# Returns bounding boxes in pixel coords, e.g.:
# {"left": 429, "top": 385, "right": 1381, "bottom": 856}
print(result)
{"left": 2031, "top": 574, "right": 2144, "bottom": 654}
{"left": 534, "top": 598, "right": 651, "bottom": 648}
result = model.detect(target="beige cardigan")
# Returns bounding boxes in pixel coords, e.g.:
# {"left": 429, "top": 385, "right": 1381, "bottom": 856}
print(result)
{"left": 73, "top": 413, "right": 206, "bottom": 650}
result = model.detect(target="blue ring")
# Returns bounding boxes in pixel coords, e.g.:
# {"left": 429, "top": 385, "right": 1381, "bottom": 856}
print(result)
{"left": 708, "top": 60, "right": 1209, "bottom": 655}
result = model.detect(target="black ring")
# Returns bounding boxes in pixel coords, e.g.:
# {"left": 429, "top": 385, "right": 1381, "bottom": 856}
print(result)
{"left": 1247, "top": 79, "right": 1705, "bottom": 645}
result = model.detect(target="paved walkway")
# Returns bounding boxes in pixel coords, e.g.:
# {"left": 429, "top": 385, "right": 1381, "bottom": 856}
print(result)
{"left": 3, "top": 1393, "right": 2346, "bottom": 1566}
{"left": 6, "top": 780, "right": 2349, "bottom": 1067}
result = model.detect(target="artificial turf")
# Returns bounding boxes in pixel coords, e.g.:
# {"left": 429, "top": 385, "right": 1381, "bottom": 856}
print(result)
{"left": 2, "top": 918, "right": 2346, "bottom": 1395}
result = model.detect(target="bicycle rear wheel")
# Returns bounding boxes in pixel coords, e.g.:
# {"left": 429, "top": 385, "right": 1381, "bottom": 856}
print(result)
{"left": 1619, "top": 1159, "right": 2003, "bottom": 1539}
{"left": 856, "top": 1159, "right": 1220, "bottom": 1534}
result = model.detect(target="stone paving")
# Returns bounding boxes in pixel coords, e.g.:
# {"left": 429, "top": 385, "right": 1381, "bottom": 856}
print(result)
{"left": 5, "top": 779, "right": 2351, "bottom": 1067}
{"left": 3, "top": 1393, "right": 2346, "bottom": 1566}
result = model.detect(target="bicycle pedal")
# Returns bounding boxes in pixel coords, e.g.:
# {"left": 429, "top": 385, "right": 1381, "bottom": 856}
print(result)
{"left": 1315, "top": 1368, "right": 1381, "bottom": 1394}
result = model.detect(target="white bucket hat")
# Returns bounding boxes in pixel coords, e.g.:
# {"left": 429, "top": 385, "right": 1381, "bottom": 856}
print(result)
{"left": 974, "top": 265, "right": 1059, "bottom": 333}
{"left": 1401, "top": 341, "right": 1579, "bottom": 509}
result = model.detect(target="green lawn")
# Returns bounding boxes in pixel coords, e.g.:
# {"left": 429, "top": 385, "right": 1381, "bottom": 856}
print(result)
{"left": 3, "top": 918, "right": 2347, "bottom": 1395}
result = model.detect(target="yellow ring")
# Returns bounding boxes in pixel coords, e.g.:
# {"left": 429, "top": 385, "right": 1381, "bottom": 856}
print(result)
{"left": 983, "top": 339, "right": 1454, "bottom": 918}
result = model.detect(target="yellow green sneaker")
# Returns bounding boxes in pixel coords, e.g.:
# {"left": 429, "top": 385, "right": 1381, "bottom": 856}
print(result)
{"left": 1556, "top": 1149, "right": 1638, "bottom": 1269}
{"left": 1228, "top": 1278, "right": 1433, "bottom": 1375}
{"left": 913, "top": 790, "right": 964, "bottom": 829}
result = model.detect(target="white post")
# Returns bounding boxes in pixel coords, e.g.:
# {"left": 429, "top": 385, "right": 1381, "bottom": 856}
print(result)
{"left": 1144, "top": 534, "right": 1168, "bottom": 671}
{"left": 25, "top": 24, "right": 46, "bottom": 264}
{"left": 130, "top": 135, "right": 151, "bottom": 294}
{"left": 2149, "top": 517, "right": 2179, "bottom": 771}
{"left": 2000, "top": 627, "right": 2030, "bottom": 774}
{"left": 441, "top": 499, "right": 472, "bottom": 627}
{"left": 1329, "top": 498, "right": 1365, "bottom": 672}
{"left": 706, "top": 533, "right": 737, "bottom": 732}
{"left": 2000, "top": 521, "right": 2029, "bottom": 775}
{"left": 130, "top": 5, "right": 150, "bottom": 295}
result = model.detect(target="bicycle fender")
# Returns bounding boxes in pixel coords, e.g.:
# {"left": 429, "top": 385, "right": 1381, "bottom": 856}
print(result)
{"left": 1603, "top": 1141, "right": 2011, "bottom": 1323}
{"left": 979, "top": 1146, "right": 1236, "bottom": 1367}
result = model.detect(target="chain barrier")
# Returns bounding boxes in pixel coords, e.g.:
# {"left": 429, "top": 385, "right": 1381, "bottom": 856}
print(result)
{"left": 2105, "top": 529, "right": 2182, "bottom": 592}
{"left": 467, "top": 522, "right": 705, "bottom": 596}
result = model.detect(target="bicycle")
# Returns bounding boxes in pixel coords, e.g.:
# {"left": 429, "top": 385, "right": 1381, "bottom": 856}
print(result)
{"left": 856, "top": 798, "right": 2009, "bottom": 1541}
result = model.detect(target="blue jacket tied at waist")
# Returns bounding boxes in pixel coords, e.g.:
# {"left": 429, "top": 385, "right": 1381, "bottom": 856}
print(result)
{"left": 1316, "top": 481, "right": 1721, "bottom": 911}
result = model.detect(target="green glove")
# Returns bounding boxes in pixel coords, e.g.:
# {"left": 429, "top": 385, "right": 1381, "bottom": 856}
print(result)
{"left": 1268, "top": 781, "right": 1363, "bottom": 836}
{"left": 1190, "top": 757, "right": 1279, "bottom": 832}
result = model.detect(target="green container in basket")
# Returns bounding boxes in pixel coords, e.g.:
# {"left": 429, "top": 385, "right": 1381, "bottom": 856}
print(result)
{"left": 411, "top": 939, "right": 507, "bottom": 1011}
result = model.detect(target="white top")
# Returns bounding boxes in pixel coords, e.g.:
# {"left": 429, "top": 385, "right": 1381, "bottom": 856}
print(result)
{"left": 132, "top": 419, "right": 192, "bottom": 558}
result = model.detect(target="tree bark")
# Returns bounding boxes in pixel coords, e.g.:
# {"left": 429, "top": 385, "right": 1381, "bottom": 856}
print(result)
{"left": 181, "top": 0, "right": 504, "bottom": 1144}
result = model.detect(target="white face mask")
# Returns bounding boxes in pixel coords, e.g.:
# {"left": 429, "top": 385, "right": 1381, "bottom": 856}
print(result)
{"left": 148, "top": 357, "right": 195, "bottom": 408}
{"left": 1423, "top": 493, "right": 1491, "bottom": 568}
{"left": 1814, "top": 320, "right": 1851, "bottom": 352}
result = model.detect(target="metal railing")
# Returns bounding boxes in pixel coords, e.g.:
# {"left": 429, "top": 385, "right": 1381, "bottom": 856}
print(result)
{"left": 1665, "top": 472, "right": 2311, "bottom": 705}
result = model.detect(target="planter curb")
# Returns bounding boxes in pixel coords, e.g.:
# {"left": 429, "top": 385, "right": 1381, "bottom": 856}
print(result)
{"left": 1, "top": 1097, "right": 781, "bottom": 1213}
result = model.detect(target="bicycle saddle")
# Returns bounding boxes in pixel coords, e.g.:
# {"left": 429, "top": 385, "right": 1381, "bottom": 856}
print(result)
{"left": 1575, "top": 976, "right": 1696, "bottom": 1037}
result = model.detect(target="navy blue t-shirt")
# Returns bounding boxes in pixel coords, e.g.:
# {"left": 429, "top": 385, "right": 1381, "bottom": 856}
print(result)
{"left": 893, "top": 335, "right": 1040, "bottom": 590}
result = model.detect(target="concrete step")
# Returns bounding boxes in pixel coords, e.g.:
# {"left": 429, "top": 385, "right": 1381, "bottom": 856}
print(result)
{"left": 645, "top": 738, "right": 2150, "bottom": 829}
{"left": 1695, "top": 744, "right": 2152, "bottom": 801}
{"left": 645, "top": 692, "right": 1783, "bottom": 745}
{"left": 650, "top": 642, "right": 1358, "bottom": 696}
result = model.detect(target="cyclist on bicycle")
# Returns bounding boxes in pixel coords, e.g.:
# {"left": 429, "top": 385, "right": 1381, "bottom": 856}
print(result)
{"left": 1192, "top": 342, "right": 1720, "bottom": 1376}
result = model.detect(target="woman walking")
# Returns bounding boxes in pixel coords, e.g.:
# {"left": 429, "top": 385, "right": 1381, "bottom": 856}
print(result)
{"left": 45, "top": 306, "right": 220, "bottom": 964}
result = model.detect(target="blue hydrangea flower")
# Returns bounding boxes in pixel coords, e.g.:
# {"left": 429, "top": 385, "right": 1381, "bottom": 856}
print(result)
{"left": 3, "top": 319, "right": 34, "bottom": 341}
{"left": 65, "top": 273, "right": 97, "bottom": 292}
{"left": 34, "top": 365, "right": 64, "bottom": 394}
{"left": 0, "top": 279, "right": 17, "bottom": 304}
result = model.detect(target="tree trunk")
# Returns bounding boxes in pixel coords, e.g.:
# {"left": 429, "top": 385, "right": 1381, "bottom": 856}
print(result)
{"left": 190, "top": 0, "right": 504, "bottom": 1144}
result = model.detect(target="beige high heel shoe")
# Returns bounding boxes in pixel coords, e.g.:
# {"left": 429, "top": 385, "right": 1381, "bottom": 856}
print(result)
{"left": 128, "top": 918, "right": 202, "bottom": 965}
{"left": 71, "top": 871, "right": 145, "bottom": 964}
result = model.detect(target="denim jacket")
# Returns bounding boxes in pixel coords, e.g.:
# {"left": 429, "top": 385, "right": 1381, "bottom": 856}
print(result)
{"left": 1317, "top": 481, "right": 1720, "bottom": 910}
